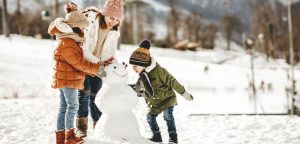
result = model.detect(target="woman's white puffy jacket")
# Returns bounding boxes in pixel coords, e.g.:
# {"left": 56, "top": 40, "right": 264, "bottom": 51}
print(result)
{"left": 82, "top": 8, "right": 120, "bottom": 64}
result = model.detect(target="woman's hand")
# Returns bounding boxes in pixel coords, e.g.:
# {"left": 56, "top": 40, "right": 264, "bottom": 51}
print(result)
{"left": 98, "top": 57, "right": 115, "bottom": 66}
{"left": 104, "top": 57, "right": 115, "bottom": 65}
{"left": 98, "top": 61, "right": 106, "bottom": 66}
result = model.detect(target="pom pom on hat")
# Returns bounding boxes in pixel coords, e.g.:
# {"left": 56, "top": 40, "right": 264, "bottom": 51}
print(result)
{"left": 64, "top": 2, "right": 78, "bottom": 13}
{"left": 139, "top": 39, "right": 151, "bottom": 49}
{"left": 64, "top": 2, "right": 88, "bottom": 29}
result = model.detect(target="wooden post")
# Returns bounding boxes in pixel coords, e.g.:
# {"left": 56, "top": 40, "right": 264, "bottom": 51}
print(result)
{"left": 288, "top": 0, "right": 295, "bottom": 115}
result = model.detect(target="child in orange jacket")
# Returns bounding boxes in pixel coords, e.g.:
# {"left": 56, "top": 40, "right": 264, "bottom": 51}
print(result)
{"left": 48, "top": 2, "right": 113, "bottom": 144}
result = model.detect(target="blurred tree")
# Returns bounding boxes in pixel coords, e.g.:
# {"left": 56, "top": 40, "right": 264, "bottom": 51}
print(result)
{"left": 2, "top": 0, "right": 9, "bottom": 37}
{"left": 251, "top": 1, "right": 278, "bottom": 60}
{"left": 28, "top": 13, "right": 49, "bottom": 38}
{"left": 121, "top": 0, "right": 149, "bottom": 44}
{"left": 144, "top": 14, "right": 155, "bottom": 42}
{"left": 16, "top": 0, "right": 22, "bottom": 34}
{"left": 6, "top": 0, "right": 66, "bottom": 38}
{"left": 184, "top": 11, "right": 202, "bottom": 43}
{"left": 131, "top": 0, "right": 138, "bottom": 44}
{"left": 135, "top": 1, "right": 153, "bottom": 44}
{"left": 121, "top": 18, "right": 133, "bottom": 44}
{"left": 220, "top": 13, "right": 241, "bottom": 50}
{"left": 9, "top": 12, "right": 31, "bottom": 35}
{"left": 201, "top": 23, "right": 217, "bottom": 49}
{"left": 0, "top": 7, "right": 2, "bottom": 34}
{"left": 54, "top": 0, "right": 59, "bottom": 18}
{"left": 288, "top": 2, "right": 300, "bottom": 63}
{"left": 166, "top": 0, "right": 180, "bottom": 46}
{"left": 251, "top": 1, "right": 300, "bottom": 63}
{"left": 9, "top": 1, "right": 31, "bottom": 36}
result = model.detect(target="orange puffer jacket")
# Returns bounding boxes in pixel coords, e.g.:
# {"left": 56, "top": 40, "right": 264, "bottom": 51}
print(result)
{"left": 48, "top": 22, "right": 100, "bottom": 90}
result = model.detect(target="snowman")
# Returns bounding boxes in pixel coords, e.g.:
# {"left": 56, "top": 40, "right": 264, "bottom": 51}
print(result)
{"left": 86, "top": 62, "right": 151, "bottom": 144}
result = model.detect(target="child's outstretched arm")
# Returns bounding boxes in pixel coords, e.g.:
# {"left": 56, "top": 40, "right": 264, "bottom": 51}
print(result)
{"left": 159, "top": 67, "right": 193, "bottom": 101}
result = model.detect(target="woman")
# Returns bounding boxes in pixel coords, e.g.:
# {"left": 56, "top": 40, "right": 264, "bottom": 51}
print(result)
{"left": 76, "top": 0, "right": 124, "bottom": 138}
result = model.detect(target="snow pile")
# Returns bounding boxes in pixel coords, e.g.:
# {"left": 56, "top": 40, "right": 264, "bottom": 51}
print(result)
{"left": 0, "top": 36, "right": 57, "bottom": 99}
{"left": 1, "top": 97, "right": 300, "bottom": 144}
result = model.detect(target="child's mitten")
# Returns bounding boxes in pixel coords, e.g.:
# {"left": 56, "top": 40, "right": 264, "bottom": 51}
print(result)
{"left": 182, "top": 91, "right": 194, "bottom": 101}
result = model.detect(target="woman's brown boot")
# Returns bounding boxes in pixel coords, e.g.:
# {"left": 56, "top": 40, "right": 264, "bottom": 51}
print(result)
{"left": 76, "top": 117, "right": 88, "bottom": 138}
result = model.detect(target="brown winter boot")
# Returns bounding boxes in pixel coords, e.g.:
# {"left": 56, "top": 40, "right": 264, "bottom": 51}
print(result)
{"left": 76, "top": 117, "right": 88, "bottom": 138}
{"left": 65, "top": 128, "right": 83, "bottom": 144}
{"left": 56, "top": 130, "right": 65, "bottom": 144}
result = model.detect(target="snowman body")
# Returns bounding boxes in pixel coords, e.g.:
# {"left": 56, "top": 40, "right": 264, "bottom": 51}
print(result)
{"left": 89, "top": 63, "right": 150, "bottom": 144}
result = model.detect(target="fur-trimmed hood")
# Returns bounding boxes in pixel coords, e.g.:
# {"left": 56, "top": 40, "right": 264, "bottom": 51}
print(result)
{"left": 145, "top": 57, "right": 157, "bottom": 73}
{"left": 48, "top": 18, "right": 73, "bottom": 36}
{"left": 48, "top": 18, "right": 85, "bottom": 43}
{"left": 140, "top": 57, "right": 157, "bottom": 97}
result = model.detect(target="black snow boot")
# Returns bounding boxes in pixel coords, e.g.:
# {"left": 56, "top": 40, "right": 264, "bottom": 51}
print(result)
{"left": 169, "top": 132, "right": 178, "bottom": 144}
{"left": 149, "top": 132, "right": 162, "bottom": 142}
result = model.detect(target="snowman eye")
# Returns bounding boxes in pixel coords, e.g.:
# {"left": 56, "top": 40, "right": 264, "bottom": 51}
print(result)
{"left": 114, "top": 66, "right": 116, "bottom": 69}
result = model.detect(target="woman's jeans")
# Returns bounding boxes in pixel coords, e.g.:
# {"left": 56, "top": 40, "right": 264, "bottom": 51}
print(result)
{"left": 57, "top": 87, "right": 79, "bottom": 131}
{"left": 146, "top": 106, "right": 177, "bottom": 134}
{"left": 77, "top": 75, "right": 103, "bottom": 122}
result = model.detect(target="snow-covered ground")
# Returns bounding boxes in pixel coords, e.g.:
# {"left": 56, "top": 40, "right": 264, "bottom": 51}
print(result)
{"left": 0, "top": 35, "right": 300, "bottom": 144}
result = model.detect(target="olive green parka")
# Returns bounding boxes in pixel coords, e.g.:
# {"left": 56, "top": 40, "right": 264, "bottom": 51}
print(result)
{"left": 135, "top": 58, "right": 186, "bottom": 114}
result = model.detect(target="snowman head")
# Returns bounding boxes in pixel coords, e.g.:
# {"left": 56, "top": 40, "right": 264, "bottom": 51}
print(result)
{"left": 103, "top": 62, "right": 128, "bottom": 85}
{"left": 81, "top": 7, "right": 99, "bottom": 24}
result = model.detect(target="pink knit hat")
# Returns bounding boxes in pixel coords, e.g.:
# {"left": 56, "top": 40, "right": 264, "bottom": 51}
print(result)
{"left": 102, "top": 0, "right": 124, "bottom": 18}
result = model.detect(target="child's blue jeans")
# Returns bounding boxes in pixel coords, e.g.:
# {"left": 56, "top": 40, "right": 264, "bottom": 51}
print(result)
{"left": 146, "top": 106, "right": 177, "bottom": 134}
{"left": 57, "top": 87, "right": 79, "bottom": 131}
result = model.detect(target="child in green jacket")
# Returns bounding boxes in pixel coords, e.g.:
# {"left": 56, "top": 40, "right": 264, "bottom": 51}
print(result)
{"left": 129, "top": 40, "right": 194, "bottom": 144}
